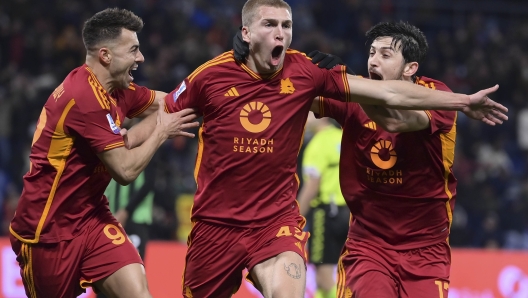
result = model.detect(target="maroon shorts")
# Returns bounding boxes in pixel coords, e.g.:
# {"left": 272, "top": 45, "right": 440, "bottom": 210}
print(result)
{"left": 336, "top": 238, "right": 451, "bottom": 298}
{"left": 182, "top": 215, "right": 309, "bottom": 298}
{"left": 10, "top": 210, "right": 142, "bottom": 298}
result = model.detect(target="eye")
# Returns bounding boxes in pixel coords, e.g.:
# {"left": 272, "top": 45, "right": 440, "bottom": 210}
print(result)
{"left": 265, "top": 23, "right": 272, "bottom": 27}
{"left": 283, "top": 24, "right": 291, "bottom": 29}
{"left": 369, "top": 52, "right": 375, "bottom": 56}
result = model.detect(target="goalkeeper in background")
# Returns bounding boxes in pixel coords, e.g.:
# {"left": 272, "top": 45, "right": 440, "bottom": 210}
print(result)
{"left": 297, "top": 115, "right": 349, "bottom": 298}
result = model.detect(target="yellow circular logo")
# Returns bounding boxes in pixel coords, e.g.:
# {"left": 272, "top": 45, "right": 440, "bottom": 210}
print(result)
{"left": 240, "top": 102, "right": 272, "bottom": 133}
{"left": 370, "top": 140, "right": 397, "bottom": 169}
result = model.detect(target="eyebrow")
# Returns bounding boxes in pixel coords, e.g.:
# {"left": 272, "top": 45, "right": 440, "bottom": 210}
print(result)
{"left": 262, "top": 18, "right": 292, "bottom": 24}
{"left": 370, "top": 46, "right": 394, "bottom": 51}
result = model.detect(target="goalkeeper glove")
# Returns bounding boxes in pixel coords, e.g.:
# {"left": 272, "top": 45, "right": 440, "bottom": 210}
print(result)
{"left": 233, "top": 27, "right": 249, "bottom": 62}
{"left": 307, "top": 50, "right": 355, "bottom": 75}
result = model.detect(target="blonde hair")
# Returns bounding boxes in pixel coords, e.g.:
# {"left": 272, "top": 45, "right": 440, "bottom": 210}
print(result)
{"left": 241, "top": 0, "right": 292, "bottom": 27}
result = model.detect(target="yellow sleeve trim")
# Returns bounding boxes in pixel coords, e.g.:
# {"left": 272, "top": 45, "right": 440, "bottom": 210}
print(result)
{"left": 129, "top": 89, "right": 155, "bottom": 118}
{"left": 104, "top": 141, "right": 125, "bottom": 151}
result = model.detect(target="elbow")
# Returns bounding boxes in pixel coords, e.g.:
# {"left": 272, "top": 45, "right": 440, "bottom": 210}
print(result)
{"left": 111, "top": 171, "right": 136, "bottom": 186}
{"left": 376, "top": 120, "right": 403, "bottom": 133}
{"left": 382, "top": 123, "right": 401, "bottom": 133}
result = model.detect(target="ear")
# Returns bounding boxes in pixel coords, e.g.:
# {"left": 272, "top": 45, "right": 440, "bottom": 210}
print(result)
{"left": 98, "top": 47, "right": 112, "bottom": 66}
{"left": 242, "top": 26, "right": 251, "bottom": 43}
{"left": 403, "top": 62, "right": 419, "bottom": 78}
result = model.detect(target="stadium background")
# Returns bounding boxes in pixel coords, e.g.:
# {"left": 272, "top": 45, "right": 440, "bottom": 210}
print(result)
{"left": 0, "top": 0, "right": 527, "bottom": 297}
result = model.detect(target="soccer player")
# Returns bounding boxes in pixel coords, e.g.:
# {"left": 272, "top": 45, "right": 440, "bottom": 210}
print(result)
{"left": 297, "top": 115, "right": 348, "bottom": 298}
{"left": 124, "top": 0, "right": 505, "bottom": 296}
{"left": 309, "top": 21, "right": 468, "bottom": 297}
{"left": 9, "top": 8, "right": 198, "bottom": 298}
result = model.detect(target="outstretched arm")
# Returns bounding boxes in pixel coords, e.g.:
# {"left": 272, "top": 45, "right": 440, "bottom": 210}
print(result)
{"left": 359, "top": 105, "right": 430, "bottom": 132}
{"left": 346, "top": 76, "right": 507, "bottom": 125}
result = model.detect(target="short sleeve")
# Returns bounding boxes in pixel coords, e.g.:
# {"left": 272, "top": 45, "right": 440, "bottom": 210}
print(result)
{"left": 316, "top": 97, "right": 350, "bottom": 127}
{"left": 117, "top": 83, "right": 156, "bottom": 118}
{"left": 164, "top": 76, "right": 205, "bottom": 114}
{"left": 66, "top": 105, "right": 125, "bottom": 154}
{"left": 306, "top": 60, "right": 351, "bottom": 102}
{"left": 426, "top": 110, "right": 457, "bottom": 134}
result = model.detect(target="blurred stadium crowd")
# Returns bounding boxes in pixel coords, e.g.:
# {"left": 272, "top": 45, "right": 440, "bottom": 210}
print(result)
{"left": 0, "top": 0, "right": 527, "bottom": 249}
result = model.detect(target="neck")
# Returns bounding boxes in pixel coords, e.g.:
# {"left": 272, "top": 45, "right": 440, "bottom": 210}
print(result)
{"left": 85, "top": 56, "right": 116, "bottom": 94}
{"left": 245, "top": 54, "right": 278, "bottom": 76}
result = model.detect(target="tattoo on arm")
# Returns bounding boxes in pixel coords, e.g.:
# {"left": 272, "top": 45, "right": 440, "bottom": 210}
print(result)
{"left": 284, "top": 263, "right": 302, "bottom": 279}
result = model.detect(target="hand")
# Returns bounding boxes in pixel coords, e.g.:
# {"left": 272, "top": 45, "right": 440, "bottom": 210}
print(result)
{"left": 307, "top": 50, "right": 355, "bottom": 75}
{"left": 120, "top": 128, "right": 130, "bottom": 149}
{"left": 233, "top": 27, "right": 249, "bottom": 62}
{"left": 114, "top": 209, "right": 129, "bottom": 227}
{"left": 156, "top": 99, "right": 200, "bottom": 138}
{"left": 464, "top": 85, "right": 508, "bottom": 126}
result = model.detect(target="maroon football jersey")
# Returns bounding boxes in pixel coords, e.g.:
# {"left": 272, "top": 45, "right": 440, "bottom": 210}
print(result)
{"left": 319, "top": 77, "right": 457, "bottom": 249}
{"left": 165, "top": 50, "right": 350, "bottom": 227}
{"left": 10, "top": 65, "right": 155, "bottom": 243}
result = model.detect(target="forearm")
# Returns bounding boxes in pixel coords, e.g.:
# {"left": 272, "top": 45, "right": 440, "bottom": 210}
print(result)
{"left": 347, "top": 75, "right": 470, "bottom": 110}
{"left": 297, "top": 177, "right": 320, "bottom": 217}
{"left": 359, "top": 104, "right": 429, "bottom": 132}
{"left": 126, "top": 112, "right": 157, "bottom": 148}
{"left": 100, "top": 127, "right": 166, "bottom": 185}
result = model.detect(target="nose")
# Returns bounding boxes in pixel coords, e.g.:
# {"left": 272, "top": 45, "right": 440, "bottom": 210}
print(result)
{"left": 368, "top": 54, "right": 379, "bottom": 68}
{"left": 136, "top": 50, "right": 145, "bottom": 63}
{"left": 275, "top": 27, "right": 284, "bottom": 41}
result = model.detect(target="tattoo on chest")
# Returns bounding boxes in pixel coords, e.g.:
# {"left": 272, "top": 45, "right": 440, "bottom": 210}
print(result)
{"left": 284, "top": 263, "right": 302, "bottom": 279}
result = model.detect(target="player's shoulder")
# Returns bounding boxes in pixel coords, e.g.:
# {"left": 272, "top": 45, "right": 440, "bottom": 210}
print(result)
{"left": 57, "top": 65, "right": 111, "bottom": 113}
{"left": 285, "top": 48, "right": 312, "bottom": 64}
{"left": 186, "top": 51, "right": 237, "bottom": 83}
{"left": 416, "top": 76, "right": 453, "bottom": 93}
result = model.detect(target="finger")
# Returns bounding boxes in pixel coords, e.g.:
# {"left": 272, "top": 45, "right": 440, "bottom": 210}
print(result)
{"left": 319, "top": 56, "right": 336, "bottom": 69}
{"left": 311, "top": 52, "right": 326, "bottom": 64}
{"left": 488, "top": 100, "right": 508, "bottom": 113}
{"left": 177, "top": 132, "right": 196, "bottom": 138}
{"left": 491, "top": 109, "right": 508, "bottom": 121}
{"left": 307, "top": 50, "right": 319, "bottom": 59}
{"left": 481, "top": 118, "right": 496, "bottom": 126}
{"left": 168, "top": 132, "right": 196, "bottom": 138}
{"left": 119, "top": 128, "right": 128, "bottom": 136}
{"left": 485, "top": 113, "right": 502, "bottom": 125}
{"left": 482, "top": 84, "right": 499, "bottom": 95}
{"left": 180, "top": 121, "right": 200, "bottom": 129}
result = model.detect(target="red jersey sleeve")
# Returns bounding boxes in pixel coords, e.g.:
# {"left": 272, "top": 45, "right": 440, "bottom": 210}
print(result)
{"left": 164, "top": 76, "right": 205, "bottom": 114}
{"left": 317, "top": 97, "right": 349, "bottom": 127}
{"left": 306, "top": 60, "right": 351, "bottom": 102}
{"left": 65, "top": 105, "right": 125, "bottom": 154}
{"left": 418, "top": 77, "right": 457, "bottom": 134}
{"left": 114, "top": 83, "right": 156, "bottom": 118}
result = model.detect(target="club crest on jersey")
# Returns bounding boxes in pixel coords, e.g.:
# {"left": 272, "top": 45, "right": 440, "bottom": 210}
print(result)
{"left": 280, "top": 78, "right": 295, "bottom": 94}
{"left": 106, "top": 114, "right": 121, "bottom": 134}
{"left": 173, "top": 81, "right": 186, "bottom": 102}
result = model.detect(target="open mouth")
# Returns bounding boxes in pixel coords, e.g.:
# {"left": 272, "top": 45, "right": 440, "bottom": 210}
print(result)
{"left": 369, "top": 71, "right": 383, "bottom": 80}
{"left": 271, "top": 46, "right": 284, "bottom": 65}
{"left": 128, "top": 66, "right": 137, "bottom": 80}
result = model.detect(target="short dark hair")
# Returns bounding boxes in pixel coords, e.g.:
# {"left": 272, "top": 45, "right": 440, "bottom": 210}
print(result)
{"left": 365, "top": 21, "right": 428, "bottom": 65}
{"left": 82, "top": 8, "right": 143, "bottom": 51}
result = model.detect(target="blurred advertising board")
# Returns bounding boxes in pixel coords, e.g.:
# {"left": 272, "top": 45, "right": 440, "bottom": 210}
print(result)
{"left": 0, "top": 238, "right": 526, "bottom": 297}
